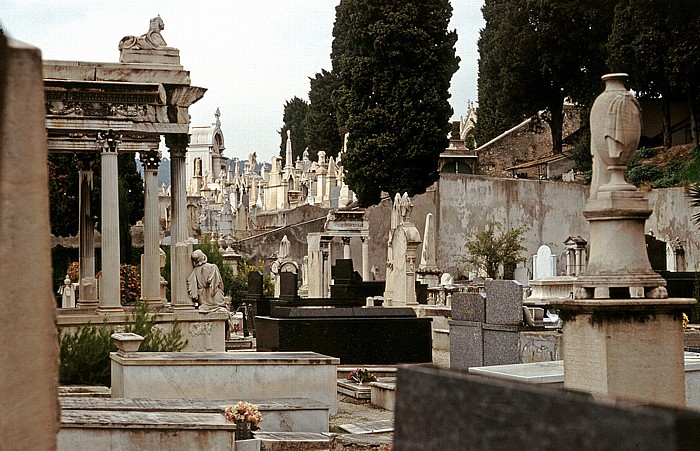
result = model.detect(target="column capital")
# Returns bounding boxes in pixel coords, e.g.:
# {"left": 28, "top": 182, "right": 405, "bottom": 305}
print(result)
{"left": 97, "top": 130, "right": 121, "bottom": 154}
{"left": 341, "top": 237, "right": 351, "bottom": 246}
{"left": 77, "top": 152, "right": 97, "bottom": 171}
{"left": 165, "top": 133, "right": 189, "bottom": 158}
{"left": 141, "top": 149, "right": 162, "bottom": 171}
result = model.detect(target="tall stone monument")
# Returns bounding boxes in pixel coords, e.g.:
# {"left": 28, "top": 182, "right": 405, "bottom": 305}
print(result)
{"left": 383, "top": 193, "right": 422, "bottom": 306}
{"left": 1, "top": 34, "right": 59, "bottom": 447}
{"left": 552, "top": 74, "right": 695, "bottom": 407}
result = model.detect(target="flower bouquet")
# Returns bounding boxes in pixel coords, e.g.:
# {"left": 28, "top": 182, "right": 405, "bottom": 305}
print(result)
{"left": 347, "top": 367, "right": 378, "bottom": 385}
{"left": 224, "top": 401, "right": 263, "bottom": 440}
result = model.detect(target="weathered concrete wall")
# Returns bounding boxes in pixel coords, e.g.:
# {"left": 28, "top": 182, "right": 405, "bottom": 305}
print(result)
{"left": 236, "top": 177, "right": 700, "bottom": 285}
{"left": 437, "top": 174, "right": 589, "bottom": 277}
{"left": 365, "top": 188, "right": 437, "bottom": 280}
{"left": 647, "top": 187, "right": 700, "bottom": 271}
{"left": 436, "top": 174, "right": 700, "bottom": 278}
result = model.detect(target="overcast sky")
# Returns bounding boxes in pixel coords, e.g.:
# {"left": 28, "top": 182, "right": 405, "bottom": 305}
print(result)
{"left": 2, "top": 1, "right": 485, "bottom": 163}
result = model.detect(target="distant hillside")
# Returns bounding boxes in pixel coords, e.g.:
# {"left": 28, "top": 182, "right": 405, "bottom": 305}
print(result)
{"left": 626, "top": 145, "right": 700, "bottom": 189}
{"left": 136, "top": 157, "right": 171, "bottom": 187}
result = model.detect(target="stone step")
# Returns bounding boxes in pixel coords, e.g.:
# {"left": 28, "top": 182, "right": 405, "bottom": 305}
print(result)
{"left": 337, "top": 419, "right": 394, "bottom": 434}
{"left": 60, "top": 396, "right": 329, "bottom": 433}
{"left": 59, "top": 385, "right": 111, "bottom": 398}
{"left": 337, "top": 379, "right": 371, "bottom": 400}
{"left": 226, "top": 336, "right": 255, "bottom": 350}
{"left": 256, "top": 431, "right": 333, "bottom": 450}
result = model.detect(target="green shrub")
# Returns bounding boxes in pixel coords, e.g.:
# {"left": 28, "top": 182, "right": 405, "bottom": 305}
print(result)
{"left": 58, "top": 323, "right": 114, "bottom": 386}
{"left": 58, "top": 302, "right": 187, "bottom": 386}
{"left": 124, "top": 301, "right": 187, "bottom": 352}
{"left": 626, "top": 164, "right": 663, "bottom": 186}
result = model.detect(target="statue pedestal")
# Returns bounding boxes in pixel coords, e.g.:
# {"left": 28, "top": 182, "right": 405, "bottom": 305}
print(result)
{"left": 119, "top": 48, "right": 181, "bottom": 65}
{"left": 552, "top": 298, "right": 695, "bottom": 408}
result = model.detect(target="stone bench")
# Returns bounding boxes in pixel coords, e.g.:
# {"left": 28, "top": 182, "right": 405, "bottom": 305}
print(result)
{"left": 111, "top": 351, "right": 339, "bottom": 414}
{"left": 60, "top": 396, "right": 330, "bottom": 433}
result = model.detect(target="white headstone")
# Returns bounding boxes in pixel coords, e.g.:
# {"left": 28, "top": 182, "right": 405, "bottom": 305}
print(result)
{"left": 532, "top": 245, "right": 556, "bottom": 279}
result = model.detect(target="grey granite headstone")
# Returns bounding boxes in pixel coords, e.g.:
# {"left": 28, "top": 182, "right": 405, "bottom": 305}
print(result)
{"left": 483, "top": 324, "right": 521, "bottom": 366}
{"left": 279, "top": 271, "right": 298, "bottom": 300}
{"left": 247, "top": 271, "right": 263, "bottom": 297}
{"left": 485, "top": 279, "right": 523, "bottom": 325}
{"left": 394, "top": 365, "right": 700, "bottom": 451}
{"left": 451, "top": 292, "right": 485, "bottom": 322}
{"left": 449, "top": 320, "right": 483, "bottom": 369}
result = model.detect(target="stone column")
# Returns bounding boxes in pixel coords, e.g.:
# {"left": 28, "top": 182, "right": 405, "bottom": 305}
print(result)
{"left": 77, "top": 154, "right": 98, "bottom": 308}
{"left": 405, "top": 252, "right": 418, "bottom": 306}
{"left": 321, "top": 238, "right": 331, "bottom": 298}
{"left": 342, "top": 237, "right": 351, "bottom": 260}
{"left": 97, "top": 130, "right": 123, "bottom": 313}
{"left": 361, "top": 236, "right": 370, "bottom": 281}
{"left": 141, "top": 149, "right": 163, "bottom": 307}
{"left": 166, "top": 134, "right": 193, "bottom": 309}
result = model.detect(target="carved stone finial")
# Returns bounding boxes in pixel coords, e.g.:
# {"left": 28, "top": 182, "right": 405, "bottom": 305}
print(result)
{"left": 215, "top": 108, "right": 221, "bottom": 127}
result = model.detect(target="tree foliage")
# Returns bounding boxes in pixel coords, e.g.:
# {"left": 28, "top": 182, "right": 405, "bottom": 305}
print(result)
{"left": 279, "top": 97, "right": 309, "bottom": 167}
{"left": 607, "top": 0, "right": 700, "bottom": 148}
{"left": 331, "top": 0, "right": 459, "bottom": 206}
{"left": 463, "top": 222, "right": 527, "bottom": 279}
{"left": 48, "top": 152, "right": 144, "bottom": 263}
{"left": 476, "top": 0, "right": 615, "bottom": 153}
{"left": 305, "top": 69, "right": 344, "bottom": 162}
{"left": 690, "top": 184, "right": 700, "bottom": 227}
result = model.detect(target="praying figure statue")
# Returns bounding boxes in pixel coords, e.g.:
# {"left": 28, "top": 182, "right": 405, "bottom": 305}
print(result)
{"left": 187, "top": 250, "right": 228, "bottom": 313}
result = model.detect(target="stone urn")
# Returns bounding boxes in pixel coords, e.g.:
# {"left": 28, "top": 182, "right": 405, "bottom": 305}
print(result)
{"left": 589, "top": 73, "right": 642, "bottom": 195}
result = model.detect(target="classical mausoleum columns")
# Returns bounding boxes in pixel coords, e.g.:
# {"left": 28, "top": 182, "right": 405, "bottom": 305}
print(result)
{"left": 140, "top": 149, "right": 163, "bottom": 306}
{"left": 167, "top": 133, "right": 194, "bottom": 309}
{"left": 77, "top": 154, "right": 98, "bottom": 308}
{"left": 97, "top": 130, "right": 123, "bottom": 313}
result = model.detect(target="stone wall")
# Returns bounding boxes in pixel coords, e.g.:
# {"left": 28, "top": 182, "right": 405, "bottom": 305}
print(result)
{"left": 476, "top": 105, "right": 581, "bottom": 178}
{"left": 436, "top": 174, "right": 700, "bottom": 278}
{"left": 437, "top": 174, "right": 589, "bottom": 277}
{"left": 235, "top": 175, "right": 699, "bottom": 286}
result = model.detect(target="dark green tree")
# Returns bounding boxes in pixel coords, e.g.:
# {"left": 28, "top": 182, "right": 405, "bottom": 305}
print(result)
{"left": 48, "top": 152, "right": 144, "bottom": 263}
{"left": 476, "top": 0, "right": 615, "bottom": 153}
{"left": 606, "top": 0, "right": 678, "bottom": 149}
{"left": 666, "top": 2, "right": 700, "bottom": 147}
{"left": 331, "top": 0, "right": 459, "bottom": 206}
{"left": 305, "top": 69, "right": 343, "bottom": 162}
{"left": 279, "top": 97, "right": 309, "bottom": 167}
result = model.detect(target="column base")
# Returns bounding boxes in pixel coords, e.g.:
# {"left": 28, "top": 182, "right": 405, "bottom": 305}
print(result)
{"left": 76, "top": 300, "right": 99, "bottom": 309}
{"left": 552, "top": 297, "right": 695, "bottom": 408}
{"left": 96, "top": 306, "right": 125, "bottom": 314}
{"left": 142, "top": 297, "right": 165, "bottom": 308}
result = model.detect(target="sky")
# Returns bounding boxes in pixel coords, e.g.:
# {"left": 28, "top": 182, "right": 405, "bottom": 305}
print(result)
{"left": 1, "top": 1, "right": 485, "bottom": 163}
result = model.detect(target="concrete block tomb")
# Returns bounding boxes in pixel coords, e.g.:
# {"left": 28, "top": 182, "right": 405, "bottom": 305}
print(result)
{"left": 110, "top": 350, "right": 340, "bottom": 414}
